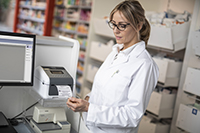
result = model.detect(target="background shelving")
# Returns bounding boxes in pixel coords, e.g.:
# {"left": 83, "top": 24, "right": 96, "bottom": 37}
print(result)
{"left": 52, "top": 0, "right": 92, "bottom": 96}
{"left": 171, "top": 1, "right": 200, "bottom": 133}
{"left": 14, "top": 0, "right": 55, "bottom": 36}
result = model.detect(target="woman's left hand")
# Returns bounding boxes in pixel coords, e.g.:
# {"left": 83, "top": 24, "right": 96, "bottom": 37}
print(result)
{"left": 67, "top": 97, "right": 89, "bottom": 112}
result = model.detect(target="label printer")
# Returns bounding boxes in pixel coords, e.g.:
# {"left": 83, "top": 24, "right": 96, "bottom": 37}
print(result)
{"left": 34, "top": 66, "right": 74, "bottom": 99}
{"left": 31, "top": 66, "right": 74, "bottom": 133}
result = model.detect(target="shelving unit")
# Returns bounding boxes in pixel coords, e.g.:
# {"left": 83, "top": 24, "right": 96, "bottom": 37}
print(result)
{"left": 52, "top": 0, "right": 92, "bottom": 96}
{"left": 80, "top": 0, "right": 122, "bottom": 98}
{"left": 170, "top": 1, "right": 200, "bottom": 133}
{"left": 14, "top": 0, "right": 55, "bottom": 36}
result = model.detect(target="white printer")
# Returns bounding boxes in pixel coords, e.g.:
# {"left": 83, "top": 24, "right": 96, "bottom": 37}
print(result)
{"left": 31, "top": 66, "right": 74, "bottom": 133}
{"left": 30, "top": 104, "right": 71, "bottom": 133}
{"left": 33, "top": 66, "right": 73, "bottom": 99}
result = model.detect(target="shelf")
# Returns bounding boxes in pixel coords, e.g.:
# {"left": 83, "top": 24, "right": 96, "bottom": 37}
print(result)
{"left": 79, "top": 6, "right": 92, "bottom": 9}
{"left": 77, "top": 69, "right": 83, "bottom": 75}
{"left": 14, "top": 0, "right": 55, "bottom": 36}
{"left": 147, "top": 45, "right": 185, "bottom": 53}
{"left": 80, "top": 45, "right": 86, "bottom": 51}
{"left": 20, "top": 5, "right": 46, "bottom": 10}
{"left": 54, "top": 16, "right": 90, "bottom": 24}
{"left": 18, "top": 15, "right": 45, "bottom": 23}
{"left": 77, "top": 32, "right": 88, "bottom": 37}
{"left": 78, "top": 57, "right": 85, "bottom": 63}
{"left": 17, "top": 24, "right": 43, "bottom": 35}
{"left": 53, "top": 26, "right": 76, "bottom": 34}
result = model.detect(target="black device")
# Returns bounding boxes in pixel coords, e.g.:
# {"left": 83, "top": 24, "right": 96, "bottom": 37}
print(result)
{"left": 0, "top": 31, "right": 36, "bottom": 86}
{"left": 0, "top": 112, "right": 17, "bottom": 133}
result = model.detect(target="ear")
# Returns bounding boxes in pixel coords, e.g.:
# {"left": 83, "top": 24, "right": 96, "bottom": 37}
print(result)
{"left": 137, "top": 22, "right": 143, "bottom": 31}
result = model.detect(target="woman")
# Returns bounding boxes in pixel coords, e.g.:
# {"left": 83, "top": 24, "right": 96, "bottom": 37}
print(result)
{"left": 67, "top": 0, "right": 159, "bottom": 132}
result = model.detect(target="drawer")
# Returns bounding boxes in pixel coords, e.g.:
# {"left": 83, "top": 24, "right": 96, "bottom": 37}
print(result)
{"left": 86, "top": 64, "right": 99, "bottom": 83}
{"left": 148, "top": 21, "right": 190, "bottom": 51}
{"left": 147, "top": 91, "right": 176, "bottom": 118}
{"left": 184, "top": 67, "right": 200, "bottom": 97}
{"left": 176, "top": 104, "right": 200, "bottom": 133}
{"left": 153, "top": 57, "right": 182, "bottom": 87}
{"left": 89, "top": 41, "right": 112, "bottom": 62}
{"left": 192, "top": 31, "right": 200, "bottom": 56}
{"left": 138, "top": 115, "right": 170, "bottom": 133}
{"left": 93, "top": 18, "right": 115, "bottom": 38}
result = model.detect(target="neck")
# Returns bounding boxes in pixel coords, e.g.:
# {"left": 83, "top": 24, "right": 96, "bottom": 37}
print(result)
{"left": 123, "top": 40, "right": 140, "bottom": 50}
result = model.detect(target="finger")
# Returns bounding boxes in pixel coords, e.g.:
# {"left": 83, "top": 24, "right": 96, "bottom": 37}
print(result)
{"left": 69, "top": 97, "right": 78, "bottom": 103}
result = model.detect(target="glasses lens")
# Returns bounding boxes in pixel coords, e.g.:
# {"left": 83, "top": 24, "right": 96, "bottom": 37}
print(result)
{"left": 108, "top": 21, "right": 115, "bottom": 29}
{"left": 118, "top": 24, "right": 126, "bottom": 31}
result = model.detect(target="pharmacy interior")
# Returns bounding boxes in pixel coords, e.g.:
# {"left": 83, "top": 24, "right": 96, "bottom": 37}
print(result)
{"left": 0, "top": 0, "right": 200, "bottom": 133}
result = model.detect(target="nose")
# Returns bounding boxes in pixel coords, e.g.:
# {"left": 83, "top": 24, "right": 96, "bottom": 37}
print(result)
{"left": 113, "top": 26, "right": 120, "bottom": 33}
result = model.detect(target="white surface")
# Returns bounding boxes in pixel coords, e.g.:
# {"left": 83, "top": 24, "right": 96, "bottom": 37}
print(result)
{"left": 153, "top": 57, "right": 182, "bottom": 87}
{"left": 183, "top": 67, "right": 200, "bottom": 97}
{"left": 176, "top": 104, "right": 200, "bottom": 133}
{"left": 86, "top": 64, "right": 98, "bottom": 83}
{"left": 192, "top": 31, "right": 200, "bottom": 56}
{"left": 93, "top": 18, "right": 115, "bottom": 38}
{"left": 89, "top": 41, "right": 112, "bottom": 62}
{"left": 147, "top": 91, "right": 176, "bottom": 118}
{"left": 148, "top": 22, "right": 190, "bottom": 51}
{"left": 138, "top": 115, "right": 170, "bottom": 133}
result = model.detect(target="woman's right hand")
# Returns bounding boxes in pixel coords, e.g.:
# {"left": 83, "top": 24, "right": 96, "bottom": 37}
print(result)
{"left": 67, "top": 97, "right": 89, "bottom": 112}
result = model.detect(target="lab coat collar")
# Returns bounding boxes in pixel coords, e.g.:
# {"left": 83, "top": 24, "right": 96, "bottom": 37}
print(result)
{"left": 110, "top": 41, "right": 146, "bottom": 67}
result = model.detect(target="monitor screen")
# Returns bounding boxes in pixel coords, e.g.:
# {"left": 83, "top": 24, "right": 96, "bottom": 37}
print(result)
{"left": 0, "top": 31, "right": 36, "bottom": 86}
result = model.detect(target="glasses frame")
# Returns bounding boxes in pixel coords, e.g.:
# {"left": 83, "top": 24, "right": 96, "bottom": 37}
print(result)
{"left": 108, "top": 21, "right": 130, "bottom": 31}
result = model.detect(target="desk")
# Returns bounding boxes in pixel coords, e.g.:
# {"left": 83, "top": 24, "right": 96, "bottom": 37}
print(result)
{"left": 13, "top": 118, "right": 78, "bottom": 133}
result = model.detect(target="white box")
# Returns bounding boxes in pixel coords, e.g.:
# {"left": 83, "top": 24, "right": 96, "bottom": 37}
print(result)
{"left": 153, "top": 57, "right": 182, "bottom": 87}
{"left": 86, "top": 64, "right": 99, "bottom": 83}
{"left": 176, "top": 104, "right": 200, "bottom": 133}
{"left": 184, "top": 67, "right": 200, "bottom": 97}
{"left": 148, "top": 22, "right": 190, "bottom": 51}
{"left": 147, "top": 91, "right": 176, "bottom": 118}
{"left": 93, "top": 18, "right": 115, "bottom": 38}
{"left": 192, "top": 31, "right": 200, "bottom": 56}
{"left": 138, "top": 116, "right": 170, "bottom": 133}
{"left": 89, "top": 41, "right": 112, "bottom": 62}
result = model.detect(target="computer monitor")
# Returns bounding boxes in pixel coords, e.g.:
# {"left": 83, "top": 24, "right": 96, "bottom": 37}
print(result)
{"left": 0, "top": 31, "right": 36, "bottom": 86}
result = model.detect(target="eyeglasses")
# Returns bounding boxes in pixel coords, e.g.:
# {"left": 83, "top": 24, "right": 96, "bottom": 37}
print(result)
{"left": 108, "top": 21, "right": 130, "bottom": 31}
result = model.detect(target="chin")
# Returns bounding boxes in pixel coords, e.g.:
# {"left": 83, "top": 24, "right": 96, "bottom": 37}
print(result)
{"left": 116, "top": 40, "right": 122, "bottom": 44}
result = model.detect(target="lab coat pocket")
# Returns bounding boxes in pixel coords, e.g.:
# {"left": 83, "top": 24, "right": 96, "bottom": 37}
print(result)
{"left": 104, "top": 73, "right": 131, "bottom": 103}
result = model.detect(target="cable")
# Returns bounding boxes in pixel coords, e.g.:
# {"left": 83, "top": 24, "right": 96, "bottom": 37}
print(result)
{"left": 0, "top": 86, "right": 3, "bottom": 90}
{"left": 11, "top": 98, "right": 42, "bottom": 120}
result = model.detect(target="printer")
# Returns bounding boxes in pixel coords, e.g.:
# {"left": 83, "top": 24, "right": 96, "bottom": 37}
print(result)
{"left": 30, "top": 66, "right": 74, "bottom": 133}
{"left": 30, "top": 104, "right": 71, "bottom": 133}
{"left": 34, "top": 66, "right": 74, "bottom": 99}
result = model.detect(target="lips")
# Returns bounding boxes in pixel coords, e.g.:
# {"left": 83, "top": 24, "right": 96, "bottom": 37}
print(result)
{"left": 116, "top": 36, "right": 122, "bottom": 40}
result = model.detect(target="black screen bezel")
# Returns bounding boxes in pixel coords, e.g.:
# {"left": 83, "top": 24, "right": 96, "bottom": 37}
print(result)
{"left": 0, "top": 31, "right": 36, "bottom": 86}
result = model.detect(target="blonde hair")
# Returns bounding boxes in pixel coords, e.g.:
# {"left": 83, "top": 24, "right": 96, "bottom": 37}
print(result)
{"left": 110, "top": 0, "right": 150, "bottom": 45}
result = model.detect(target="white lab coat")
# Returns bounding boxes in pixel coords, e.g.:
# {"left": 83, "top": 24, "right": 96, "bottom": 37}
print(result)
{"left": 85, "top": 41, "right": 159, "bottom": 133}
